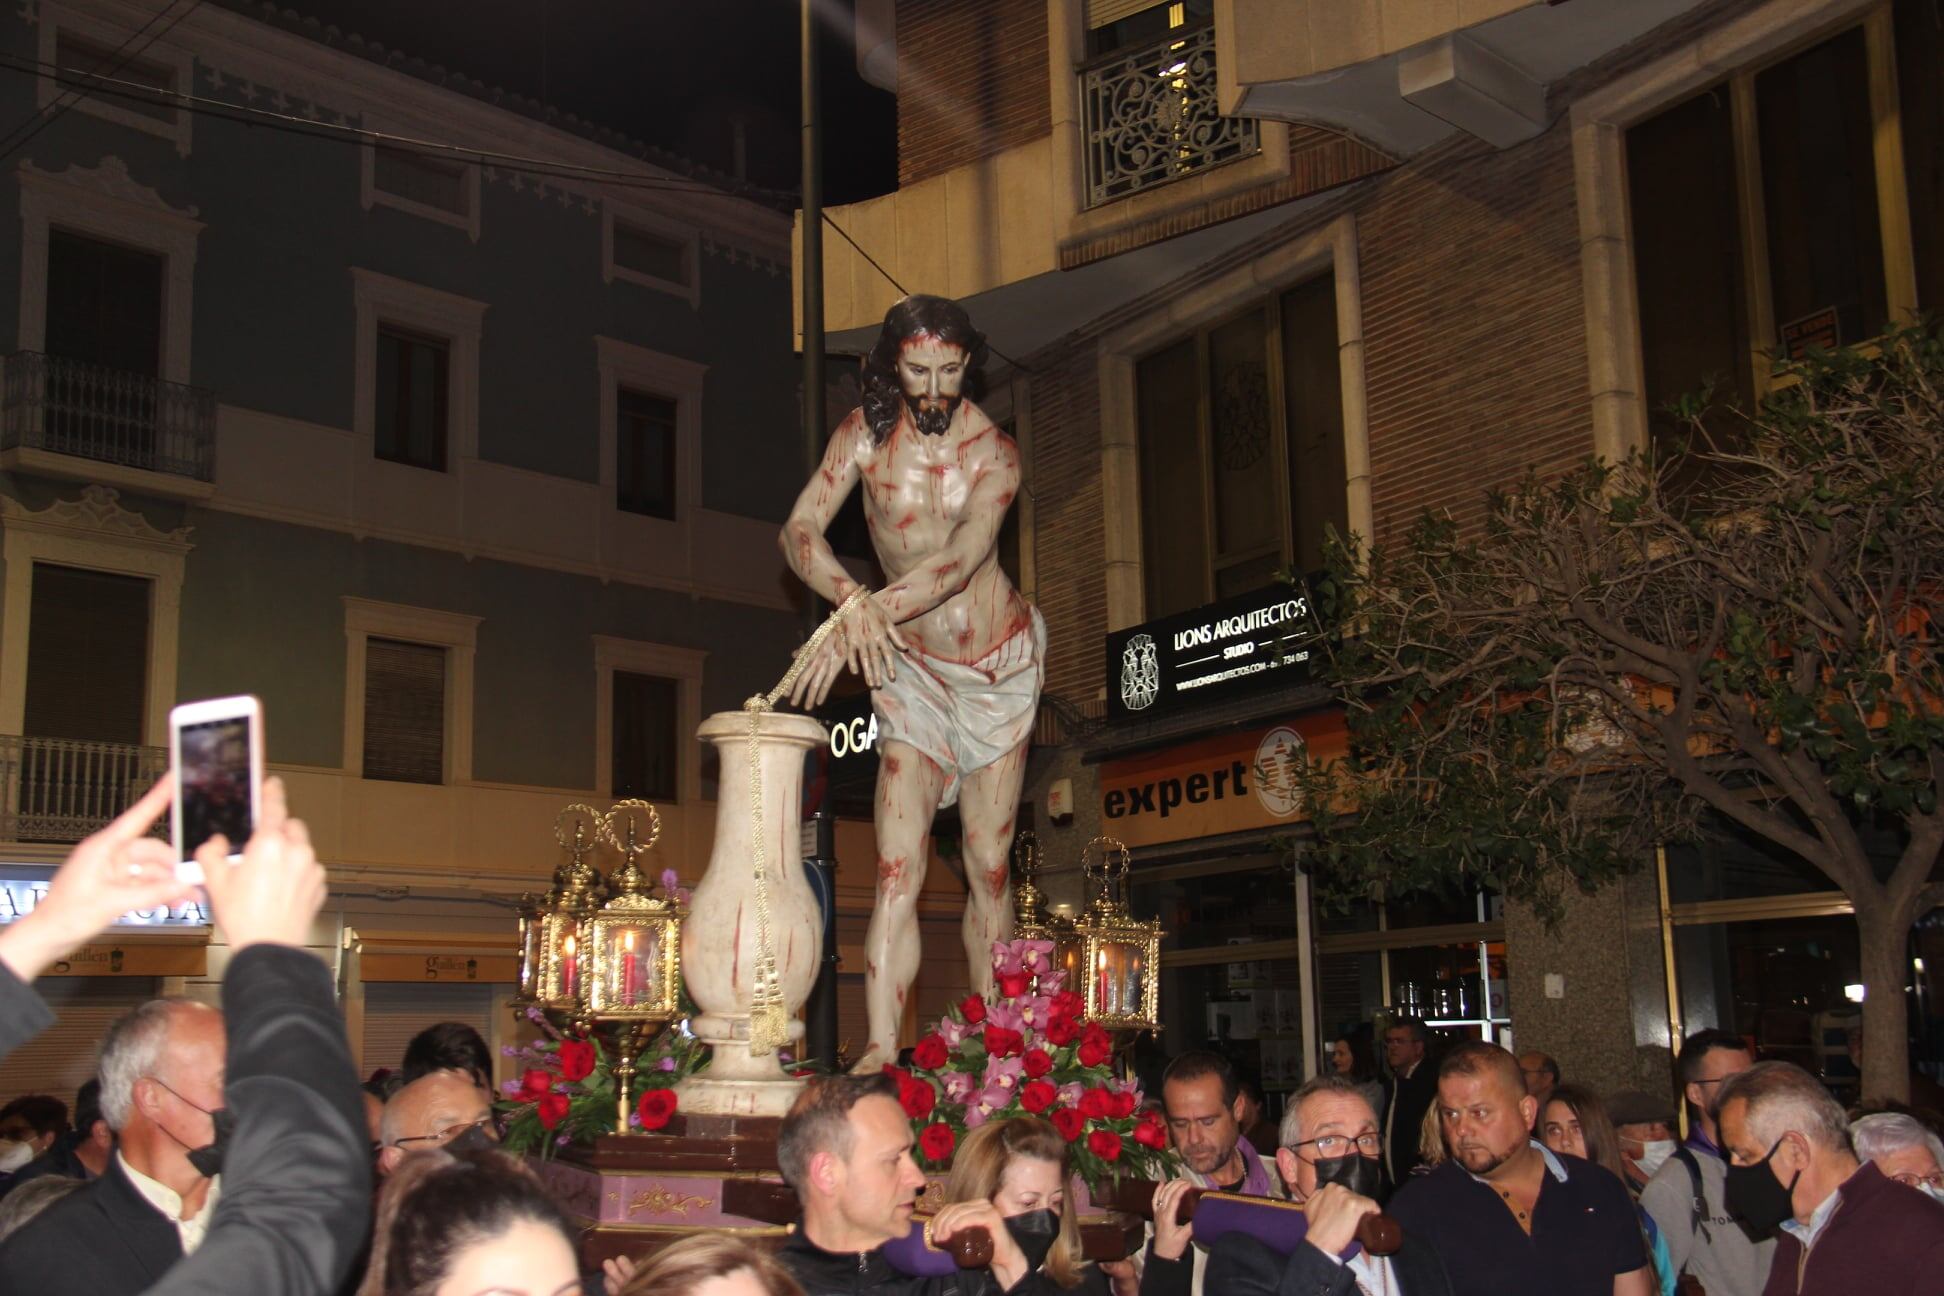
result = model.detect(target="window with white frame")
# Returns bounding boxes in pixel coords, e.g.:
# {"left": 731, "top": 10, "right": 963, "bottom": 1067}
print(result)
{"left": 38, "top": 9, "right": 193, "bottom": 154}
{"left": 595, "top": 337, "right": 705, "bottom": 523}
{"left": 601, "top": 206, "right": 699, "bottom": 305}
{"left": 352, "top": 270, "right": 486, "bottom": 470}
{"left": 342, "top": 598, "right": 480, "bottom": 784}
{"left": 16, "top": 158, "right": 202, "bottom": 389}
{"left": 594, "top": 638, "right": 705, "bottom": 804}
{"left": 361, "top": 136, "right": 481, "bottom": 239}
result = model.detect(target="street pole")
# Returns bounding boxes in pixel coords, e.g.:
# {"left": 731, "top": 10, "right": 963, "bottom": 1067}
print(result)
{"left": 800, "top": 0, "right": 840, "bottom": 1072}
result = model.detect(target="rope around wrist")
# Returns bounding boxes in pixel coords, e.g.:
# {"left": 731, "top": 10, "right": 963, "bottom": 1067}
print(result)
{"left": 738, "top": 584, "right": 874, "bottom": 1054}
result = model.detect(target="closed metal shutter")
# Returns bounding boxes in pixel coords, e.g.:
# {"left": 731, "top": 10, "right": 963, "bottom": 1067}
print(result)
{"left": 359, "top": 982, "right": 496, "bottom": 1078}
{"left": 362, "top": 639, "right": 446, "bottom": 784}
{"left": 0, "top": 977, "right": 158, "bottom": 1109}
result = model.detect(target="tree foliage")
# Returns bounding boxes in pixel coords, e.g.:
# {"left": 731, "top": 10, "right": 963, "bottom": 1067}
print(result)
{"left": 1294, "top": 325, "right": 1944, "bottom": 1099}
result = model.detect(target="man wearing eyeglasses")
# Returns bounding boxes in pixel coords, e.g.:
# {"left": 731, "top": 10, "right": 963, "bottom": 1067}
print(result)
{"left": 1640, "top": 1028, "right": 1772, "bottom": 1296}
{"left": 1206, "top": 1073, "right": 1456, "bottom": 1296}
{"left": 376, "top": 1067, "right": 497, "bottom": 1175}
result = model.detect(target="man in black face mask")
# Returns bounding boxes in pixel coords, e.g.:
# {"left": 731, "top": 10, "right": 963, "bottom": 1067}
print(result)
{"left": 1206, "top": 1074, "right": 1455, "bottom": 1296}
{"left": 1716, "top": 1061, "right": 1944, "bottom": 1295}
{"left": 0, "top": 997, "right": 229, "bottom": 1293}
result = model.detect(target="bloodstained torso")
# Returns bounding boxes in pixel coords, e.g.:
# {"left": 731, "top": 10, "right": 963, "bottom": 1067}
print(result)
{"left": 841, "top": 399, "right": 1029, "bottom": 665}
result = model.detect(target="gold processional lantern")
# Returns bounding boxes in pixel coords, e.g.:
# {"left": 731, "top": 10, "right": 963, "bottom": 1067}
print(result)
{"left": 588, "top": 798, "right": 684, "bottom": 1132}
{"left": 537, "top": 804, "right": 607, "bottom": 1025}
{"left": 1075, "top": 836, "right": 1161, "bottom": 1031}
{"left": 1011, "top": 830, "right": 1085, "bottom": 991}
{"left": 512, "top": 888, "right": 548, "bottom": 1006}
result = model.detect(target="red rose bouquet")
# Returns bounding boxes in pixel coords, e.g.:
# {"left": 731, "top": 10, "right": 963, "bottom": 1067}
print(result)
{"left": 894, "top": 938, "right": 1175, "bottom": 1193}
{"left": 496, "top": 1002, "right": 705, "bottom": 1158}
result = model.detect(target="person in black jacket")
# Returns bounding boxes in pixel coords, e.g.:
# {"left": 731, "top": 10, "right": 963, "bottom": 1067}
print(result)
{"left": 5, "top": 1080, "right": 113, "bottom": 1194}
{"left": 1381, "top": 1017, "right": 1439, "bottom": 1188}
{"left": 0, "top": 774, "right": 371, "bottom": 1296}
{"left": 775, "top": 1074, "right": 1056, "bottom": 1296}
{"left": 1209, "top": 1073, "right": 1454, "bottom": 1296}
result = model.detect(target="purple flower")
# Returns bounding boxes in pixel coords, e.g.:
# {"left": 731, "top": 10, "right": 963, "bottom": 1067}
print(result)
{"left": 660, "top": 868, "right": 681, "bottom": 894}
{"left": 500, "top": 1045, "right": 519, "bottom": 1057}
{"left": 939, "top": 1018, "right": 969, "bottom": 1048}
{"left": 1035, "top": 969, "right": 1066, "bottom": 994}
{"left": 982, "top": 1054, "right": 1024, "bottom": 1092}
{"left": 941, "top": 1071, "right": 976, "bottom": 1103}
{"left": 988, "top": 999, "right": 1028, "bottom": 1034}
{"left": 1017, "top": 940, "right": 1055, "bottom": 972}
{"left": 1056, "top": 1081, "right": 1084, "bottom": 1108}
{"left": 555, "top": 1134, "right": 572, "bottom": 1147}
{"left": 657, "top": 1057, "right": 677, "bottom": 1072}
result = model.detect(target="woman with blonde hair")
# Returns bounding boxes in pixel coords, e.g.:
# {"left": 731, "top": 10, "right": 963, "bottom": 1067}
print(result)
{"left": 1412, "top": 1098, "right": 1446, "bottom": 1175}
{"left": 938, "top": 1116, "right": 1194, "bottom": 1296}
{"left": 616, "top": 1234, "right": 803, "bottom": 1296}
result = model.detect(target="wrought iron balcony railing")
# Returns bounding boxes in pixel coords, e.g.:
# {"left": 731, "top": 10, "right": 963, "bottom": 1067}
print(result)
{"left": 1, "top": 351, "right": 216, "bottom": 482}
{"left": 1081, "top": 23, "right": 1260, "bottom": 209}
{"left": 0, "top": 735, "right": 168, "bottom": 844}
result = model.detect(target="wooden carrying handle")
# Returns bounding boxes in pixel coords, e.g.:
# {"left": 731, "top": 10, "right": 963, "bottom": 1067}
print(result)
{"left": 881, "top": 1218, "right": 994, "bottom": 1275}
{"left": 1111, "top": 1180, "right": 1403, "bottom": 1258}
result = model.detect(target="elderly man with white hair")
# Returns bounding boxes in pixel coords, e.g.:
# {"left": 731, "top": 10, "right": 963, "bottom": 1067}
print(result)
{"left": 1851, "top": 1111, "right": 1944, "bottom": 1204}
{"left": 1715, "top": 1061, "right": 1944, "bottom": 1295}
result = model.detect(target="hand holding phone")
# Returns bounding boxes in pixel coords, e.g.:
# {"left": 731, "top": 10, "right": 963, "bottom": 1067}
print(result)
{"left": 170, "top": 695, "right": 264, "bottom": 871}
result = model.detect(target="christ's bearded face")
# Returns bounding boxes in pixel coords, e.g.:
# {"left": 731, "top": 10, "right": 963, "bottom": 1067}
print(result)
{"left": 897, "top": 335, "right": 967, "bottom": 436}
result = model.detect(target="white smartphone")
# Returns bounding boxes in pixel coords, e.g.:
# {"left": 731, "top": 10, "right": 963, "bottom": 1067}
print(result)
{"left": 169, "top": 695, "right": 264, "bottom": 885}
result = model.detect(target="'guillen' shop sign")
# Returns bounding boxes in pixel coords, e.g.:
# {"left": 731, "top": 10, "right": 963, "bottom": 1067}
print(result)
{"left": 1104, "top": 582, "right": 1324, "bottom": 723}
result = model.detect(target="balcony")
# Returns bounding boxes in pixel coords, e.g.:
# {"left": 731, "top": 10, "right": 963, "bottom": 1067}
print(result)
{"left": 0, "top": 352, "right": 217, "bottom": 499}
{"left": 1082, "top": 24, "right": 1260, "bottom": 209}
{"left": 0, "top": 735, "right": 167, "bottom": 845}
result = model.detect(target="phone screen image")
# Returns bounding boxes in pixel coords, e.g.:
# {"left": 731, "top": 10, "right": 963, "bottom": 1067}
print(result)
{"left": 179, "top": 715, "right": 254, "bottom": 858}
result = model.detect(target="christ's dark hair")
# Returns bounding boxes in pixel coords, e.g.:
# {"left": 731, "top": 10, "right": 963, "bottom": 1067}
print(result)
{"left": 861, "top": 294, "right": 987, "bottom": 446}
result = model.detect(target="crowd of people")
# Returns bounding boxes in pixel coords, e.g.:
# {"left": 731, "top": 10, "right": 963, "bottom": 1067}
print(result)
{"left": 0, "top": 779, "right": 1938, "bottom": 1296}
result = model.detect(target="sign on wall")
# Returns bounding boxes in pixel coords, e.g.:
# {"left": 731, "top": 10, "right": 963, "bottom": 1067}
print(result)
{"left": 1104, "top": 582, "right": 1324, "bottom": 723}
{"left": 1098, "top": 711, "right": 1347, "bottom": 848}
{"left": 0, "top": 881, "right": 209, "bottom": 930}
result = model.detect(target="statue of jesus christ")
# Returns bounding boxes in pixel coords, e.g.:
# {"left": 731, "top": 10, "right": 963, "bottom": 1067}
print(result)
{"left": 780, "top": 294, "right": 1041, "bottom": 1073}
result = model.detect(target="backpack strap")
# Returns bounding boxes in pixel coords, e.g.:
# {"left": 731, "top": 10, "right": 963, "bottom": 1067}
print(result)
{"left": 1671, "top": 1145, "right": 1713, "bottom": 1246}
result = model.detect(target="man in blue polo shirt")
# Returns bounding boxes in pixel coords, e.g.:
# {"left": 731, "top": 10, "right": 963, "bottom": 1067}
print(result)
{"left": 1388, "top": 1041, "right": 1653, "bottom": 1296}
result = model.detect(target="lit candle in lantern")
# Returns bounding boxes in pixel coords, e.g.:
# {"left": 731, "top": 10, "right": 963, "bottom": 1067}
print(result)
{"left": 562, "top": 932, "right": 579, "bottom": 1000}
{"left": 1097, "top": 947, "right": 1110, "bottom": 1009}
{"left": 622, "top": 929, "right": 639, "bottom": 1004}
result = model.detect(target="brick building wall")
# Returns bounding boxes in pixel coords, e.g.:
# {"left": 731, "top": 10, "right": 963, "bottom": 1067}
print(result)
{"left": 1020, "top": 113, "right": 1596, "bottom": 707}
{"left": 896, "top": 0, "right": 1051, "bottom": 188}
{"left": 1356, "top": 128, "right": 1591, "bottom": 538}
{"left": 1017, "top": 348, "right": 1107, "bottom": 707}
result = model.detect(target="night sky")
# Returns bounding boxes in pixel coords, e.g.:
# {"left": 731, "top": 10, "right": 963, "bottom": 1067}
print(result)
{"left": 282, "top": 0, "right": 898, "bottom": 205}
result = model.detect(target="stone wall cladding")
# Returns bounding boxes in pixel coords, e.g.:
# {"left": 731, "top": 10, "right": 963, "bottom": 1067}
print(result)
{"left": 896, "top": 0, "right": 1051, "bottom": 188}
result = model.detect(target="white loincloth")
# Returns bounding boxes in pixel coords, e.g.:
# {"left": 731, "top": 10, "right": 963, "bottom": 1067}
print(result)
{"left": 870, "top": 607, "right": 1045, "bottom": 808}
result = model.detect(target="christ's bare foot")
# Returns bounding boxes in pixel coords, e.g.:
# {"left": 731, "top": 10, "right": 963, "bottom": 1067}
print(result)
{"left": 849, "top": 1043, "right": 893, "bottom": 1075}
